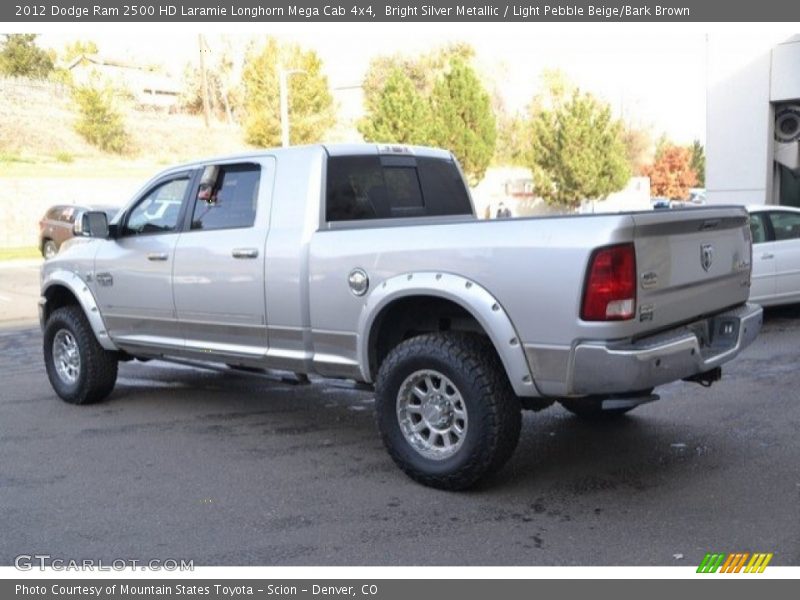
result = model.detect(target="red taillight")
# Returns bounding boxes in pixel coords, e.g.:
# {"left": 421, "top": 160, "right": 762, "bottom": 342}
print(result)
{"left": 581, "top": 243, "right": 637, "bottom": 321}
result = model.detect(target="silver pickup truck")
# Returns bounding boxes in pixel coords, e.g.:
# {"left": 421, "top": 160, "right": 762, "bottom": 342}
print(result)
{"left": 40, "top": 144, "right": 762, "bottom": 489}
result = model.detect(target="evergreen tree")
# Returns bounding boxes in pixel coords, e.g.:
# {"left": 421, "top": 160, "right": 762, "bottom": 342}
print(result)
{"left": 429, "top": 59, "right": 497, "bottom": 185}
{"left": 358, "top": 67, "right": 431, "bottom": 144}
{"left": 527, "top": 90, "right": 631, "bottom": 209}
{"left": 241, "top": 38, "right": 335, "bottom": 147}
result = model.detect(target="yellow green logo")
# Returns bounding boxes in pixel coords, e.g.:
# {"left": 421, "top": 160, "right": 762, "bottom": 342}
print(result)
{"left": 697, "top": 552, "right": 773, "bottom": 573}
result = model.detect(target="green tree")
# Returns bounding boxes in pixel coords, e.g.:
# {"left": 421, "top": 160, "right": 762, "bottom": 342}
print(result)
{"left": 72, "top": 82, "right": 129, "bottom": 153}
{"left": 62, "top": 40, "right": 98, "bottom": 62}
{"left": 0, "top": 34, "right": 54, "bottom": 78}
{"left": 429, "top": 59, "right": 497, "bottom": 185}
{"left": 361, "top": 43, "right": 475, "bottom": 115}
{"left": 527, "top": 90, "right": 631, "bottom": 209}
{"left": 358, "top": 67, "right": 431, "bottom": 144}
{"left": 690, "top": 139, "right": 705, "bottom": 186}
{"left": 241, "top": 38, "right": 335, "bottom": 147}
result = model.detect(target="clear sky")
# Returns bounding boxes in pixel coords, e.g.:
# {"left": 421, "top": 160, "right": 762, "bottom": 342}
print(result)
{"left": 34, "top": 24, "right": 793, "bottom": 145}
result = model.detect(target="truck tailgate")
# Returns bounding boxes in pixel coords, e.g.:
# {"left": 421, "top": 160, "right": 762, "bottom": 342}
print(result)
{"left": 631, "top": 206, "right": 752, "bottom": 332}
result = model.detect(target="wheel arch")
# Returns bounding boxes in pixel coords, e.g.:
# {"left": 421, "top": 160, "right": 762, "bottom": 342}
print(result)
{"left": 41, "top": 271, "right": 118, "bottom": 351}
{"left": 358, "top": 272, "right": 540, "bottom": 397}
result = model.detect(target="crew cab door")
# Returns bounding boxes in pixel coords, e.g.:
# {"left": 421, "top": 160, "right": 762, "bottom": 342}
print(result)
{"left": 749, "top": 211, "right": 777, "bottom": 302}
{"left": 765, "top": 210, "right": 800, "bottom": 301}
{"left": 93, "top": 171, "right": 195, "bottom": 350}
{"left": 172, "top": 159, "right": 274, "bottom": 361}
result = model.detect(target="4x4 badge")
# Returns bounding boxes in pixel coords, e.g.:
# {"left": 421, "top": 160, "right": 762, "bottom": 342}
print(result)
{"left": 701, "top": 243, "right": 714, "bottom": 272}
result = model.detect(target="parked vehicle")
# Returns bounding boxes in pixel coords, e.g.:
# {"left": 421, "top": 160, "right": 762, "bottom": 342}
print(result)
{"left": 651, "top": 197, "right": 671, "bottom": 210}
{"left": 39, "top": 145, "right": 762, "bottom": 489}
{"left": 39, "top": 204, "right": 119, "bottom": 259}
{"left": 748, "top": 205, "right": 800, "bottom": 306}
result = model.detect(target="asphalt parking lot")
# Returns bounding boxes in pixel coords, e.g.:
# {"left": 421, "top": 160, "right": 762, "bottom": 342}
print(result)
{"left": 0, "top": 261, "right": 798, "bottom": 566}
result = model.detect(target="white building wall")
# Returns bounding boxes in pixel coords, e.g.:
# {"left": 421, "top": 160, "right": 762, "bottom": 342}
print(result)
{"left": 706, "top": 34, "right": 800, "bottom": 206}
{"left": 771, "top": 37, "right": 800, "bottom": 102}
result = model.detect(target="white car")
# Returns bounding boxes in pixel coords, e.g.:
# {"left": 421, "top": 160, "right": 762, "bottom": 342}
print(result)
{"left": 749, "top": 205, "right": 800, "bottom": 306}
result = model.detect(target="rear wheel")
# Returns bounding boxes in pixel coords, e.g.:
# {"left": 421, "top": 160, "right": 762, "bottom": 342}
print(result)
{"left": 43, "top": 306, "right": 118, "bottom": 404}
{"left": 42, "top": 240, "right": 57, "bottom": 259}
{"left": 375, "top": 333, "right": 521, "bottom": 490}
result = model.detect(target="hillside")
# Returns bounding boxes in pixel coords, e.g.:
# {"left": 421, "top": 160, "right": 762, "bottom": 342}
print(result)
{"left": 0, "top": 76, "right": 256, "bottom": 177}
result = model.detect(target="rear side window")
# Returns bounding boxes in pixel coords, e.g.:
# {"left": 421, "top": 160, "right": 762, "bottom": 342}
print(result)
{"left": 325, "top": 155, "right": 472, "bottom": 222}
{"left": 191, "top": 164, "right": 260, "bottom": 231}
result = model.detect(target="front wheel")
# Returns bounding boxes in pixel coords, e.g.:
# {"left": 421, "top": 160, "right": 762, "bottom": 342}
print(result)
{"left": 375, "top": 333, "right": 521, "bottom": 490}
{"left": 43, "top": 306, "right": 118, "bottom": 404}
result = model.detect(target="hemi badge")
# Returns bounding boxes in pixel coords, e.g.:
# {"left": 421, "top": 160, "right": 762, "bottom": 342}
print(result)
{"left": 639, "top": 304, "right": 655, "bottom": 322}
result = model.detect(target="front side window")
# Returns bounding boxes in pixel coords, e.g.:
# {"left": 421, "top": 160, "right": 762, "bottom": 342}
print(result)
{"left": 768, "top": 211, "right": 800, "bottom": 242}
{"left": 123, "top": 177, "right": 190, "bottom": 236}
{"left": 191, "top": 164, "right": 260, "bottom": 231}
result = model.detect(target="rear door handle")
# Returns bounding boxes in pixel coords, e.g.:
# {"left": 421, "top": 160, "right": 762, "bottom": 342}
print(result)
{"left": 147, "top": 252, "right": 169, "bottom": 261}
{"left": 232, "top": 248, "right": 259, "bottom": 259}
{"left": 761, "top": 253, "right": 774, "bottom": 260}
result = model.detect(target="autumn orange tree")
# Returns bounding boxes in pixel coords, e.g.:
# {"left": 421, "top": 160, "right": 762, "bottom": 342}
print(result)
{"left": 644, "top": 144, "right": 698, "bottom": 199}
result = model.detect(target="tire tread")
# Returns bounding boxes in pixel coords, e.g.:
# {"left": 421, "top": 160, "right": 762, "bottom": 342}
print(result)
{"left": 375, "top": 332, "right": 521, "bottom": 490}
{"left": 44, "top": 306, "right": 118, "bottom": 404}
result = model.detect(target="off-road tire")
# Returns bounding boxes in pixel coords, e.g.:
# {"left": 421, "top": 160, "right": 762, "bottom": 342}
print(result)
{"left": 43, "top": 306, "right": 118, "bottom": 405}
{"left": 375, "top": 332, "right": 521, "bottom": 490}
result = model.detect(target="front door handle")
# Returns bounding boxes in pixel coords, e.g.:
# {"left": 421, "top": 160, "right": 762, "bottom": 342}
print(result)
{"left": 147, "top": 252, "right": 169, "bottom": 261}
{"left": 232, "top": 248, "right": 259, "bottom": 259}
{"left": 761, "top": 253, "right": 774, "bottom": 260}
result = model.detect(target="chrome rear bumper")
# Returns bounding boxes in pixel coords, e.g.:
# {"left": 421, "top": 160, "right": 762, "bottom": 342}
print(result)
{"left": 569, "top": 303, "right": 763, "bottom": 396}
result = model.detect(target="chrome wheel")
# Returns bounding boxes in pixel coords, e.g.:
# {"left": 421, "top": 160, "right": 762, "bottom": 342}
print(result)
{"left": 53, "top": 329, "right": 81, "bottom": 385}
{"left": 396, "top": 369, "right": 468, "bottom": 460}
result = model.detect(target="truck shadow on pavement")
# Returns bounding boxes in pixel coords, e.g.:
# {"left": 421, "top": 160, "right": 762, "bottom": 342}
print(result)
{"left": 106, "top": 360, "right": 725, "bottom": 496}
{"left": 1, "top": 323, "right": 774, "bottom": 498}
